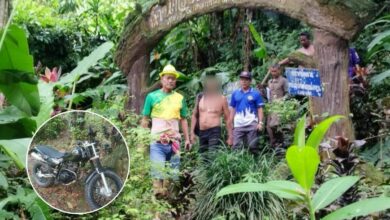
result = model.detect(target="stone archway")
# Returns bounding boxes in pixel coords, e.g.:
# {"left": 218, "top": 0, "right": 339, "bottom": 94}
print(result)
{"left": 115, "top": 0, "right": 378, "bottom": 139}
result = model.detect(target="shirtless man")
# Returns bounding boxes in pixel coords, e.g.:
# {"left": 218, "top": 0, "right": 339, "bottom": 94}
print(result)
{"left": 266, "top": 64, "right": 288, "bottom": 147}
{"left": 279, "top": 31, "right": 315, "bottom": 66}
{"left": 190, "top": 77, "right": 233, "bottom": 153}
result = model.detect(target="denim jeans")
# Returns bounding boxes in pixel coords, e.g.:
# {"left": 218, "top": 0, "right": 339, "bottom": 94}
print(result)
{"left": 150, "top": 142, "right": 180, "bottom": 180}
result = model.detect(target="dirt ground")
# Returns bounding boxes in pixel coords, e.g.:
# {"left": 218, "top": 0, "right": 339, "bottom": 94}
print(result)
{"left": 28, "top": 129, "right": 129, "bottom": 213}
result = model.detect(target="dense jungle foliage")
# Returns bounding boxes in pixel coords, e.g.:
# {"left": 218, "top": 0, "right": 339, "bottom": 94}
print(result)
{"left": 0, "top": 0, "right": 390, "bottom": 219}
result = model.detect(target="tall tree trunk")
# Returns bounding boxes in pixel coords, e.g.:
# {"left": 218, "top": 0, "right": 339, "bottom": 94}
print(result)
{"left": 312, "top": 28, "right": 354, "bottom": 140}
{"left": 0, "top": 0, "right": 10, "bottom": 28}
{"left": 243, "top": 9, "right": 253, "bottom": 72}
{"left": 125, "top": 54, "right": 149, "bottom": 113}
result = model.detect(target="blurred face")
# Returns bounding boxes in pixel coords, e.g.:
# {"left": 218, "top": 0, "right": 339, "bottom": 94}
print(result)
{"left": 204, "top": 79, "right": 220, "bottom": 94}
{"left": 240, "top": 77, "right": 251, "bottom": 90}
{"left": 270, "top": 67, "right": 281, "bottom": 78}
{"left": 299, "top": 35, "right": 310, "bottom": 48}
{"left": 161, "top": 74, "right": 177, "bottom": 91}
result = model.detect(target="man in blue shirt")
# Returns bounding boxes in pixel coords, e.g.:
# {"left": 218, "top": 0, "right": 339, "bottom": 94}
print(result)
{"left": 230, "top": 71, "right": 264, "bottom": 155}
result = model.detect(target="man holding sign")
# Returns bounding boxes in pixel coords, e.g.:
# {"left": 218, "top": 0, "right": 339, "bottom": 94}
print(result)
{"left": 278, "top": 31, "right": 315, "bottom": 66}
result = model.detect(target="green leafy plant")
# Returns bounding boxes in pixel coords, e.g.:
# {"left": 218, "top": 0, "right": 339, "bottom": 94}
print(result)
{"left": 58, "top": 41, "right": 114, "bottom": 109}
{"left": 365, "top": 14, "right": 390, "bottom": 84}
{"left": 0, "top": 22, "right": 50, "bottom": 169}
{"left": 0, "top": 186, "right": 51, "bottom": 220}
{"left": 0, "top": 25, "right": 39, "bottom": 117}
{"left": 33, "top": 116, "right": 67, "bottom": 142}
{"left": 86, "top": 112, "right": 171, "bottom": 220}
{"left": 217, "top": 115, "right": 390, "bottom": 220}
{"left": 264, "top": 98, "right": 300, "bottom": 124}
{"left": 193, "top": 149, "right": 287, "bottom": 220}
{"left": 249, "top": 23, "right": 267, "bottom": 62}
{"left": 0, "top": 143, "right": 51, "bottom": 220}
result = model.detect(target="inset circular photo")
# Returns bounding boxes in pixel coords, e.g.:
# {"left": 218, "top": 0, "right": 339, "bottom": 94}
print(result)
{"left": 26, "top": 110, "right": 129, "bottom": 214}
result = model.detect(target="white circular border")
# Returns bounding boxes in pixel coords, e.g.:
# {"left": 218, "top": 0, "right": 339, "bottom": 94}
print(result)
{"left": 26, "top": 110, "right": 131, "bottom": 215}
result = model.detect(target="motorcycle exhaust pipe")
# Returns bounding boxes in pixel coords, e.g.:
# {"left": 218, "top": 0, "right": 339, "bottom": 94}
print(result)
{"left": 30, "top": 152, "right": 46, "bottom": 162}
{"left": 36, "top": 172, "right": 55, "bottom": 178}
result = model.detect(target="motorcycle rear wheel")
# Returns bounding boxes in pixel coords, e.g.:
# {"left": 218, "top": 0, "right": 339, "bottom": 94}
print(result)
{"left": 31, "top": 161, "right": 54, "bottom": 188}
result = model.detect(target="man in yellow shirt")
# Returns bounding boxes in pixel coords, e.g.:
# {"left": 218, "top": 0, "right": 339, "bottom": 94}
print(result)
{"left": 141, "top": 64, "right": 191, "bottom": 198}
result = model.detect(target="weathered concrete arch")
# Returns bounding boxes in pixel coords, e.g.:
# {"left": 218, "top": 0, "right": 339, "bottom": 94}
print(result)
{"left": 115, "top": 0, "right": 378, "bottom": 139}
{"left": 117, "top": 0, "right": 364, "bottom": 74}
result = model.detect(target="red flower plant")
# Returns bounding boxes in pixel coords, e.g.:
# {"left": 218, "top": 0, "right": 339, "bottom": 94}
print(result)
{"left": 41, "top": 67, "right": 61, "bottom": 82}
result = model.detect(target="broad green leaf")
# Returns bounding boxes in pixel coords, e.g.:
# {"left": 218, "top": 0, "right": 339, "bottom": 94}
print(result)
{"left": 0, "top": 195, "right": 18, "bottom": 210}
{"left": 0, "top": 25, "right": 40, "bottom": 116}
{"left": 0, "top": 138, "right": 31, "bottom": 169}
{"left": 0, "top": 172, "right": 8, "bottom": 189}
{"left": 367, "top": 30, "right": 390, "bottom": 54}
{"left": 0, "top": 117, "right": 36, "bottom": 139}
{"left": 217, "top": 182, "right": 268, "bottom": 197}
{"left": 76, "top": 72, "right": 100, "bottom": 84}
{"left": 321, "top": 197, "right": 390, "bottom": 220}
{"left": 0, "top": 70, "right": 38, "bottom": 84}
{"left": 365, "top": 18, "right": 390, "bottom": 29}
{"left": 371, "top": 69, "right": 390, "bottom": 85}
{"left": 0, "top": 209, "right": 16, "bottom": 219}
{"left": 60, "top": 41, "right": 114, "bottom": 84}
{"left": 249, "top": 23, "right": 265, "bottom": 48}
{"left": 265, "top": 180, "right": 305, "bottom": 200}
{"left": 286, "top": 145, "right": 320, "bottom": 190}
{"left": 18, "top": 188, "right": 37, "bottom": 207}
{"left": 0, "top": 156, "right": 11, "bottom": 171}
{"left": 217, "top": 182, "right": 303, "bottom": 200}
{"left": 293, "top": 116, "right": 306, "bottom": 147}
{"left": 34, "top": 198, "right": 53, "bottom": 220}
{"left": 254, "top": 47, "right": 266, "bottom": 59}
{"left": 32, "top": 82, "right": 55, "bottom": 127}
{"left": 176, "top": 71, "right": 190, "bottom": 81}
{"left": 64, "top": 93, "right": 87, "bottom": 104}
{"left": 0, "top": 106, "right": 29, "bottom": 124}
{"left": 28, "top": 203, "right": 47, "bottom": 220}
{"left": 217, "top": 181, "right": 305, "bottom": 201}
{"left": 306, "top": 115, "right": 344, "bottom": 150}
{"left": 0, "top": 25, "right": 33, "bottom": 73}
{"left": 0, "top": 82, "right": 40, "bottom": 116}
{"left": 312, "top": 176, "right": 360, "bottom": 211}
{"left": 249, "top": 23, "right": 267, "bottom": 60}
{"left": 103, "top": 71, "right": 123, "bottom": 85}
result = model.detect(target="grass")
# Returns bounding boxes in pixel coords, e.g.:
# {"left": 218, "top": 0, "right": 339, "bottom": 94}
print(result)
{"left": 191, "top": 146, "right": 287, "bottom": 220}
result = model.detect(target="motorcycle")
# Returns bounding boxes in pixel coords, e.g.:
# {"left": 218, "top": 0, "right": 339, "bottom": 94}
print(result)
{"left": 29, "top": 127, "right": 123, "bottom": 210}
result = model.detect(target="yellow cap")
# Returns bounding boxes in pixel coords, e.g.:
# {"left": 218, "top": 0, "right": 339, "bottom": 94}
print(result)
{"left": 159, "top": 64, "right": 180, "bottom": 78}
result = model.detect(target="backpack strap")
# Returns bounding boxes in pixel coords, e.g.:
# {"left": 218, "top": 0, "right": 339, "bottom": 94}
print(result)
{"left": 196, "top": 93, "right": 203, "bottom": 118}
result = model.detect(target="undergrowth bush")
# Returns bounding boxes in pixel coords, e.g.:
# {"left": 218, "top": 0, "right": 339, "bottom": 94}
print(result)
{"left": 192, "top": 148, "right": 287, "bottom": 220}
{"left": 33, "top": 116, "right": 67, "bottom": 142}
{"left": 88, "top": 111, "right": 172, "bottom": 219}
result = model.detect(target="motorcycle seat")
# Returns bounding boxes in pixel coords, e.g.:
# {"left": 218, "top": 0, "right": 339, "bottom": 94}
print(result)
{"left": 35, "top": 145, "right": 65, "bottom": 158}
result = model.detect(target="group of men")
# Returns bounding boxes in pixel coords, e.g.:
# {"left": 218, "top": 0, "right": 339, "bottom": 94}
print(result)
{"left": 141, "top": 32, "right": 314, "bottom": 198}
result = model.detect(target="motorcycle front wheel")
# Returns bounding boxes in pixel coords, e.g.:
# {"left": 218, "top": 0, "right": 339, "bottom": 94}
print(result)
{"left": 85, "top": 170, "right": 123, "bottom": 210}
{"left": 31, "top": 161, "right": 54, "bottom": 187}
